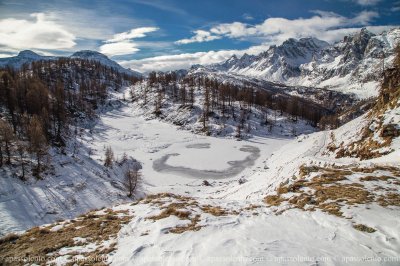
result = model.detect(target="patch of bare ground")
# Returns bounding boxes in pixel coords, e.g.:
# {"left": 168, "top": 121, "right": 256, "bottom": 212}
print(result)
{"left": 143, "top": 193, "right": 239, "bottom": 234}
{"left": 169, "top": 215, "right": 202, "bottom": 234}
{"left": 264, "top": 164, "right": 400, "bottom": 222}
{"left": 148, "top": 205, "right": 191, "bottom": 220}
{"left": 353, "top": 224, "right": 376, "bottom": 233}
{"left": 334, "top": 68, "right": 400, "bottom": 160}
{"left": 139, "top": 193, "right": 198, "bottom": 206}
{"left": 242, "top": 204, "right": 261, "bottom": 211}
{"left": 0, "top": 209, "right": 132, "bottom": 266}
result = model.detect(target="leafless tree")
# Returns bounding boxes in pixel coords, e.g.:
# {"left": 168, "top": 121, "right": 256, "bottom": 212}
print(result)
{"left": 0, "top": 120, "right": 15, "bottom": 165}
{"left": 124, "top": 167, "right": 141, "bottom": 197}
{"left": 27, "top": 116, "right": 48, "bottom": 178}
{"left": 104, "top": 146, "right": 114, "bottom": 168}
{"left": 16, "top": 141, "right": 27, "bottom": 180}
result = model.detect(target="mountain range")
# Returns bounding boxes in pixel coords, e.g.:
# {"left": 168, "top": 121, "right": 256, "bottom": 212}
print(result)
{"left": 195, "top": 27, "right": 400, "bottom": 99}
{"left": 0, "top": 50, "right": 141, "bottom": 77}
{"left": 1, "top": 27, "right": 399, "bottom": 99}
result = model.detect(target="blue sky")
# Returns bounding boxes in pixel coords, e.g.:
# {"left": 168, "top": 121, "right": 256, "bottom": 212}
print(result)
{"left": 0, "top": 0, "right": 399, "bottom": 72}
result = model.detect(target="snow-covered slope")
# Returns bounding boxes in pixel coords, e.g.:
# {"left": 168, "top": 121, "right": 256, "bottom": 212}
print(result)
{"left": 206, "top": 28, "right": 400, "bottom": 98}
{"left": 0, "top": 50, "right": 141, "bottom": 77}
{"left": 0, "top": 97, "right": 144, "bottom": 235}
{"left": 1, "top": 76, "right": 399, "bottom": 265}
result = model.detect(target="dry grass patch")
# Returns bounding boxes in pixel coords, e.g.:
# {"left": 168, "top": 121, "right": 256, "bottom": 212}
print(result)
{"left": 353, "top": 224, "right": 376, "bottom": 233}
{"left": 169, "top": 215, "right": 202, "bottom": 234}
{"left": 142, "top": 193, "right": 194, "bottom": 204}
{"left": 378, "top": 193, "right": 400, "bottom": 207}
{"left": 264, "top": 195, "right": 285, "bottom": 206}
{"left": 147, "top": 205, "right": 191, "bottom": 221}
{"left": 0, "top": 209, "right": 132, "bottom": 266}
{"left": 0, "top": 233, "right": 20, "bottom": 245}
{"left": 319, "top": 202, "right": 344, "bottom": 217}
{"left": 312, "top": 184, "right": 373, "bottom": 205}
{"left": 264, "top": 164, "right": 400, "bottom": 219}
{"left": 360, "top": 175, "right": 393, "bottom": 181}
{"left": 144, "top": 194, "right": 239, "bottom": 234}
{"left": 243, "top": 204, "right": 261, "bottom": 211}
{"left": 200, "top": 205, "right": 230, "bottom": 216}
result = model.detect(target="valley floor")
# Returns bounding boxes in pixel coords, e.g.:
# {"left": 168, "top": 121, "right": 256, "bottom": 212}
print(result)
{"left": 1, "top": 89, "right": 399, "bottom": 266}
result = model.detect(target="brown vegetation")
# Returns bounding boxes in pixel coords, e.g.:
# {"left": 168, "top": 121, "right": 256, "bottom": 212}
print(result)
{"left": 353, "top": 224, "right": 376, "bottom": 233}
{"left": 264, "top": 164, "right": 400, "bottom": 221}
{"left": 142, "top": 193, "right": 239, "bottom": 234}
{"left": 0, "top": 209, "right": 132, "bottom": 266}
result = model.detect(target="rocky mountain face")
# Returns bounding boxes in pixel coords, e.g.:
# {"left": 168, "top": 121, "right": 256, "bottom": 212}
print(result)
{"left": 206, "top": 28, "right": 400, "bottom": 98}
{"left": 212, "top": 37, "right": 329, "bottom": 79}
{"left": 0, "top": 50, "right": 141, "bottom": 77}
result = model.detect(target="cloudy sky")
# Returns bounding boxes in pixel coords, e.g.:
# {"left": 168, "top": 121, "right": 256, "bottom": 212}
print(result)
{"left": 0, "top": 0, "right": 399, "bottom": 72}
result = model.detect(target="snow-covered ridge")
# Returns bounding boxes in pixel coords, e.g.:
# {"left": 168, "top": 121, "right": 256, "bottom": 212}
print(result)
{"left": 0, "top": 50, "right": 141, "bottom": 77}
{"left": 203, "top": 28, "right": 400, "bottom": 99}
{"left": 70, "top": 50, "right": 141, "bottom": 77}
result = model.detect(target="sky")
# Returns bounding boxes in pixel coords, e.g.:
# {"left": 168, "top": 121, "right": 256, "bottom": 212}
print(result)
{"left": 0, "top": 0, "right": 399, "bottom": 72}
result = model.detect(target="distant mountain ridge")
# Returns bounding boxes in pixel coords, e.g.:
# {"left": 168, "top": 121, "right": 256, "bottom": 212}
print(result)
{"left": 0, "top": 50, "right": 142, "bottom": 77}
{"left": 196, "top": 28, "right": 400, "bottom": 99}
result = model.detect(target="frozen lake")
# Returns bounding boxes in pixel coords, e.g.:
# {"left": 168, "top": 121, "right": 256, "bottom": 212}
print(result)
{"left": 153, "top": 145, "right": 260, "bottom": 179}
{"left": 88, "top": 104, "right": 290, "bottom": 188}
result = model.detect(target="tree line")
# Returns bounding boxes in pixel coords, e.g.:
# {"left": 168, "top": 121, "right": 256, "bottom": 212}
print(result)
{"left": 136, "top": 71, "right": 332, "bottom": 132}
{"left": 0, "top": 58, "right": 138, "bottom": 179}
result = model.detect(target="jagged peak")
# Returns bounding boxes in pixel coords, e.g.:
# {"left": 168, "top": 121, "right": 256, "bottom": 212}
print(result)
{"left": 281, "top": 37, "right": 328, "bottom": 49}
{"left": 226, "top": 54, "right": 238, "bottom": 61}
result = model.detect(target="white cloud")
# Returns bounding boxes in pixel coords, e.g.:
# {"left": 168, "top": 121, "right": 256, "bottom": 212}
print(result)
{"left": 242, "top": 13, "right": 254, "bottom": 21}
{"left": 121, "top": 50, "right": 238, "bottom": 72}
{"left": 0, "top": 13, "right": 76, "bottom": 52}
{"left": 120, "top": 43, "right": 270, "bottom": 72}
{"left": 99, "top": 42, "right": 140, "bottom": 56}
{"left": 0, "top": 53, "right": 15, "bottom": 58}
{"left": 175, "top": 10, "right": 380, "bottom": 45}
{"left": 107, "top": 27, "right": 159, "bottom": 43}
{"left": 354, "top": 0, "right": 381, "bottom": 6}
{"left": 175, "top": 30, "right": 221, "bottom": 44}
{"left": 122, "top": 25, "right": 396, "bottom": 73}
{"left": 210, "top": 22, "right": 254, "bottom": 38}
{"left": 99, "top": 27, "right": 159, "bottom": 56}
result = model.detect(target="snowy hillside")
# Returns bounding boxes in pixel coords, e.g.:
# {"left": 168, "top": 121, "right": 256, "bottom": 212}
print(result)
{"left": 1, "top": 63, "right": 399, "bottom": 264}
{"left": 0, "top": 131, "right": 137, "bottom": 235}
{"left": 128, "top": 80, "right": 317, "bottom": 139}
{"left": 205, "top": 28, "right": 400, "bottom": 98}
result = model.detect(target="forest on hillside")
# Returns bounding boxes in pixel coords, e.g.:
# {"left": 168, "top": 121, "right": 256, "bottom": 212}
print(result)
{"left": 0, "top": 59, "right": 138, "bottom": 178}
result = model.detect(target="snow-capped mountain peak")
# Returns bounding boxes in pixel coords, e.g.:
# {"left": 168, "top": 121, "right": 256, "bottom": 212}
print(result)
{"left": 205, "top": 28, "right": 400, "bottom": 98}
